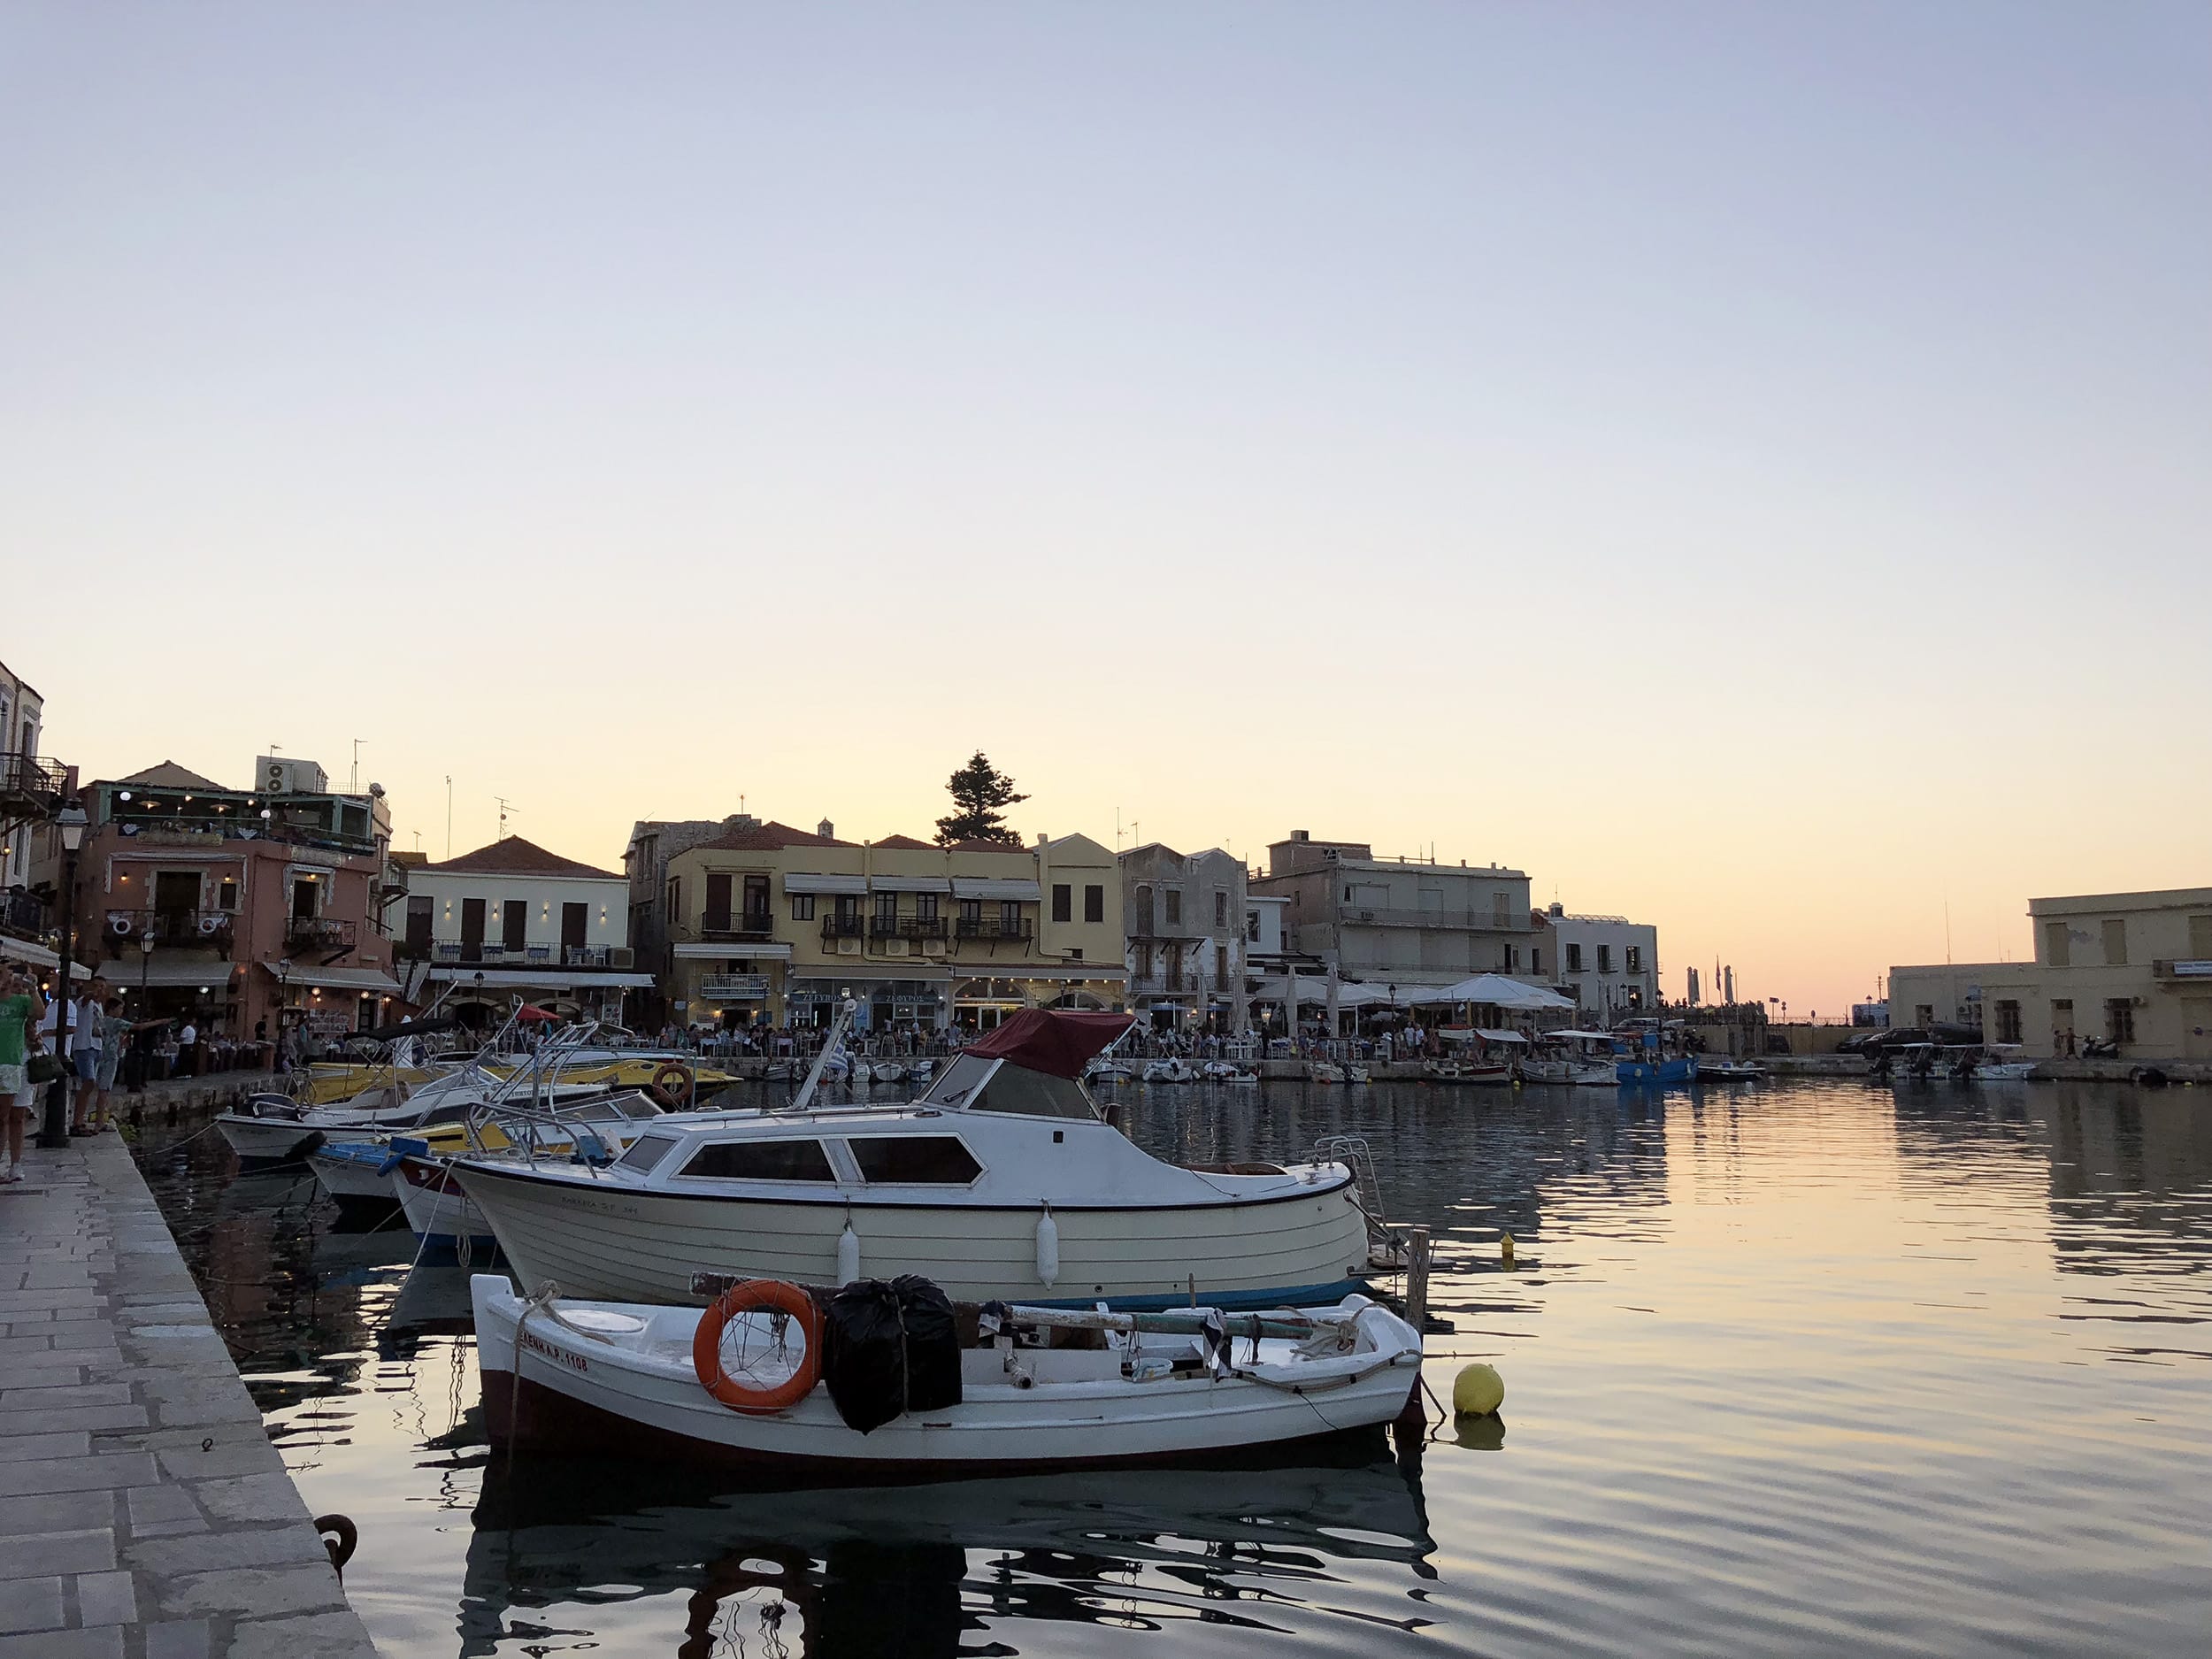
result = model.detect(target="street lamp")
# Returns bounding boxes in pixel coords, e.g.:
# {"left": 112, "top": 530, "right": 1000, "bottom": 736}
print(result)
{"left": 38, "top": 801, "right": 88, "bottom": 1148}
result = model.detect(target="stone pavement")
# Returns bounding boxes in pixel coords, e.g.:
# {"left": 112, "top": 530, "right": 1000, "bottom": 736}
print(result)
{"left": 0, "top": 1132, "right": 379, "bottom": 1658}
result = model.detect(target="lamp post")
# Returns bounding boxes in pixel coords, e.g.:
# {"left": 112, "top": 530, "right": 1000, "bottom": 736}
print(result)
{"left": 39, "top": 801, "right": 88, "bottom": 1149}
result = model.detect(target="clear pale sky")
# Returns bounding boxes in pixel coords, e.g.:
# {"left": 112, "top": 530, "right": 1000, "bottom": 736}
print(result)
{"left": 4, "top": 4, "right": 2206, "bottom": 1017}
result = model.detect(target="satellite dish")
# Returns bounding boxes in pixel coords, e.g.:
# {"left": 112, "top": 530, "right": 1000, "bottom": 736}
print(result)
{"left": 367, "top": 782, "right": 386, "bottom": 797}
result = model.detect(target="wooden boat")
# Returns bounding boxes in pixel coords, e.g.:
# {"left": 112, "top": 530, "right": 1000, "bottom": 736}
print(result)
{"left": 1617, "top": 1055, "right": 1699, "bottom": 1087}
{"left": 449, "top": 1011, "right": 1376, "bottom": 1310}
{"left": 472, "top": 1275, "right": 1422, "bottom": 1475}
{"left": 1422, "top": 1060, "right": 1512, "bottom": 1086}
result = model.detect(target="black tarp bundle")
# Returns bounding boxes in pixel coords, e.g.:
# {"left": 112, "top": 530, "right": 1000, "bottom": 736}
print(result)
{"left": 819, "top": 1275, "right": 964, "bottom": 1433}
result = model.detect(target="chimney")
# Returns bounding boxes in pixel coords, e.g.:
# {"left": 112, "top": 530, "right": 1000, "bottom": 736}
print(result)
{"left": 1036, "top": 832, "right": 1048, "bottom": 847}
{"left": 818, "top": 819, "right": 834, "bottom": 840}
{"left": 1291, "top": 829, "right": 1310, "bottom": 842}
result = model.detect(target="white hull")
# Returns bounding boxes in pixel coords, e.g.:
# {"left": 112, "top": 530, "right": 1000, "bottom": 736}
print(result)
{"left": 307, "top": 1146, "right": 398, "bottom": 1203}
{"left": 454, "top": 1161, "right": 1371, "bottom": 1310}
{"left": 395, "top": 1159, "right": 498, "bottom": 1247}
{"left": 216, "top": 1116, "right": 326, "bottom": 1163}
{"left": 1517, "top": 1060, "right": 1617, "bottom": 1087}
{"left": 472, "top": 1277, "right": 1420, "bottom": 1472}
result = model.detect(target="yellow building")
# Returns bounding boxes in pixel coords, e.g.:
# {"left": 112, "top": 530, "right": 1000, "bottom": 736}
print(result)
{"left": 1893, "top": 887, "right": 2212, "bottom": 1062}
{"left": 661, "top": 822, "right": 1125, "bottom": 1033}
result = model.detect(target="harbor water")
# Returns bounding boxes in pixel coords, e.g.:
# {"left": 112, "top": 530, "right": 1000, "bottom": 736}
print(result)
{"left": 134, "top": 1077, "right": 2212, "bottom": 1656}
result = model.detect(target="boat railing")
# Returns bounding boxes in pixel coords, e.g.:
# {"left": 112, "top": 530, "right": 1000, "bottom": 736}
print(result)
{"left": 1311, "top": 1134, "right": 1388, "bottom": 1229}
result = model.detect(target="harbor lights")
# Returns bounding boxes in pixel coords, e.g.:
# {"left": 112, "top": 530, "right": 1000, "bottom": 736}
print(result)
{"left": 38, "top": 800, "right": 89, "bottom": 1148}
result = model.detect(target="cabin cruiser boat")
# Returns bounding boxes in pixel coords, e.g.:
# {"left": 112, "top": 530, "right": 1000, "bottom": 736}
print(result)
{"left": 472, "top": 1274, "right": 1421, "bottom": 1474}
{"left": 449, "top": 1011, "right": 1377, "bottom": 1310}
{"left": 1517, "top": 1031, "right": 1620, "bottom": 1087}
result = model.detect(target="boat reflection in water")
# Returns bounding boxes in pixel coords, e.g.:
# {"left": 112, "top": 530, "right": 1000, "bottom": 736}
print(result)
{"left": 461, "top": 1446, "right": 1436, "bottom": 1657}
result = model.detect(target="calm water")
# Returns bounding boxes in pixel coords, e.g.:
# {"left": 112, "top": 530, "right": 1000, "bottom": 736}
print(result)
{"left": 135, "top": 1078, "right": 2212, "bottom": 1656}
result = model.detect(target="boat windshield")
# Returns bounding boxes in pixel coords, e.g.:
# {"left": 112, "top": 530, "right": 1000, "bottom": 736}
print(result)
{"left": 921, "top": 1056, "right": 1099, "bottom": 1121}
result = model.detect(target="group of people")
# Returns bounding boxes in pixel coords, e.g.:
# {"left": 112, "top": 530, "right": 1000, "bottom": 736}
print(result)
{"left": 0, "top": 964, "right": 236, "bottom": 1184}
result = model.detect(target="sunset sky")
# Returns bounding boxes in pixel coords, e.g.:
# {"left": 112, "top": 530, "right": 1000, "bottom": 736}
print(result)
{"left": 4, "top": 4, "right": 2205, "bottom": 1017}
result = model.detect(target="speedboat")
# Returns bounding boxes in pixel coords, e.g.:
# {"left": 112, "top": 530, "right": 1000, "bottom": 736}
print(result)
{"left": 472, "top": 1274, "right": 1421, "bottom": 1475}
{"left": 1199, "top": 1061, "right": 1259, "bottom": 1087}
{"left": 1695, "top": 1058, "right": 1768, "bottom": 1082}
{"left": 1083, "top": 1056, "right": 1135, "bottom": 1083}
{"left": 1307, "top": 1061, "right": 1344, "bottom": 1084}
{"left": 449, "top": 1010, "right": 1377, "bottom": 1310}
{"left": 1517, "top": 1030, "right": 1620, "bottom": 1086}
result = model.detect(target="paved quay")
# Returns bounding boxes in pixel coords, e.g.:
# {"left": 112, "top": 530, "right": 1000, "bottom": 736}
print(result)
{"left": 1, "top": 1131, "right": 379, "bottom": 1659}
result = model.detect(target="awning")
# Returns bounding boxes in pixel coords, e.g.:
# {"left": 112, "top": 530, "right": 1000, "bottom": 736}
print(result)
{"left": 1404, "top": 974, "right": 1575, "bottom": 1011}
{"left": 867, "top": 875, "right": 950, "bottom": 894}
{"left": 782, "top": 873, "right": 866, "bottom": 896}
{"left": 421, "top": 966, "right": 655, "bottom": 989}
{"left": 950, "top": 878, "right": 1042, "bottom": 901}
{"left": 965, "top": 1009, "right": 1137, "bottom": 1078}
{"left": 674, "top": 942, "right": 792, "bottom": 960}
{"left": 1476, "top": 1028, "right": 1529, "bottom": 1044}
{"left": 0, "top": 935, "right": 94, "bottom": 977}
{"left": 262, "top": 963, "right": 403, "bottom": 994}
{"left": 100, "top": 956, "right": 240, "bottom": 989}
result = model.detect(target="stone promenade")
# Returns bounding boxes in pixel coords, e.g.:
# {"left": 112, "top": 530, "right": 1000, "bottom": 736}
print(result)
{"left": 0, "top": 1132, "right": 379, "bottom": 1659}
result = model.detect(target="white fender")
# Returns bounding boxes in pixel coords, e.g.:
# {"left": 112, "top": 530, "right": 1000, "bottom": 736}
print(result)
{"left": 1034, "top": 1203, "right": 1060, "bottom": 1287}
{"left": 836, "top": 1221, "right": 861, "bottom": 1286}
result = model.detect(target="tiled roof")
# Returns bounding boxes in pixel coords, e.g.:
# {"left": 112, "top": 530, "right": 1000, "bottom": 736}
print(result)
{"left": 941, "top": 835, "right": 1027, "bottom": 853}
{"left": 869, "top": 833, "right": 935, "bottom": 850}
{"left": 700, "top": 820, "right": 856, "bottom": 853}
{"left": 115, "top": 762, "right": 225, "bottom": 790}
{"left": 422, "top": 835, "right": 619, "bottom": 879}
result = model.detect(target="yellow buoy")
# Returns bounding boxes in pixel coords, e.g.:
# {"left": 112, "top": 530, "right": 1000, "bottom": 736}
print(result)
{"left": 1500, "top": 1232, "right": 1516, "bottom": 1266}
{"left": 1453, "top": 1362, "right": 1505, "bottom": 1417}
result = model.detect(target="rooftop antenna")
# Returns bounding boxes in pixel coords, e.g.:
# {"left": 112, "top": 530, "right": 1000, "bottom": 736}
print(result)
{"left": 1944, "top": 897, "right": 1952, "bottom": 965}
{"left": 412, "top": 830, "right": 421, "bottom": 852}
{"left": 350, "top": 739, "right": 365, "bottom": 792}
{"left": 444, "top": 775, "right": 453, "bottom": 858}
{"left": 496, "top": 796, "right": 518, "bottom": 840}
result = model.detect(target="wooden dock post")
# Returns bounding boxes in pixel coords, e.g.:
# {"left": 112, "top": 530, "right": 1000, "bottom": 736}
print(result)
{"left": 1403, "top": 1225, "right": 1432, "bottom": 1330}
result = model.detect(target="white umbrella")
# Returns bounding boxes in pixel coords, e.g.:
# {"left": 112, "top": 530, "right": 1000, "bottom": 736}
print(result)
{"left": 1409, "top": 974, "right": 1575, "bottom": 1011}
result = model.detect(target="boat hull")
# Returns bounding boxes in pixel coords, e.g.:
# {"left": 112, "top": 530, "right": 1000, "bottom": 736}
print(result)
{"left": 215, "top": 1115, "right": 324, "bottom": 1164}
{"left": 1617, "top": 1056, "right": 1699, "bottom": 1087}
{"left": 472, "top": 1278, "right": 1419, "bottom": 1475}
{"left": 453, "top": 1161, "right": 1373, "bottom": 1310}
{"left": 394, "top": 1157, "right": 499, "bottom": 1252}
{"left": 1517, "top": 1061, "right": 1617, "bottom": 1087}
{"left": 307, "top": 1143, "right": 401, "bottom": 1204}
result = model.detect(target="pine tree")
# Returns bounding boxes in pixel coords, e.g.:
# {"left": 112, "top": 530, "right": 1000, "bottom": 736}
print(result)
{"left": 934, "top": 751, "right": 1028, "bottom": 846}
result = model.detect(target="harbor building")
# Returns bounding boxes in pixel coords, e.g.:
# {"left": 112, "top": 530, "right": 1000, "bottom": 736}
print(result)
{"left": 1, "top": 656, "right": 48, "bottom": 893}
{"left": 1248, "top": 830, "right": 1540, "bottom": 999}
{"left": 395, "top": 835, "right": 645, "bottom": 1024}
{"left": 1120, "top": 843, "right": 1250, "bottom": 1031}
{"left": 55, "top": 757, "right": 400, "bottom": 1041}
{"left": 1540, "top": 902, "right": 1661, "bottom": 1022}
{"left": 1897, "top": 887, "right": 2212, "bottom": 1062}
{"left": 1884, "top": 964, "right": 2005, "bottom": 1032}
{"left": 653, "top": 820, "right": 1126, "bottom": 1032}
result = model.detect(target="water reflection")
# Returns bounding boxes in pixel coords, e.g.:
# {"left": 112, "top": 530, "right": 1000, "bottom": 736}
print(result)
{"left": 134, "top": 1076, "right": 2212, "bottom": 1658}
{"left": 462, "top": 1451, "right": 1434, "bottom": 1657}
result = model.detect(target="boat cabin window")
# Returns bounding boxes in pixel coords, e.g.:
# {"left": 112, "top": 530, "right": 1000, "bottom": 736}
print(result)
{"left": 919, "top": 1056, "right": 1099, "bottom": 1121}
{"left": 615, "top": 1133, "right": 678, "bottom": 1174}
{"left": 849, "top": 1135, "right": 983, "bottom": 1186}
{"left": 680, "top": 1139, "right": 837, "bottom": 1183}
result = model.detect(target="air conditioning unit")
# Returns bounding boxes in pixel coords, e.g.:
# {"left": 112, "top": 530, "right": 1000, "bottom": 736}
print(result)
{"left": 837, "top": 939, "right": 861, "bottom": 956}
{"left": 922, "top": 940, "right": 946, "bottom": 956}
{"left": 886, "top": 940, "right": 910, "bottom": 957}
{"left": 256, "top": 756, "right": 329, "bottom": 795}
{"left": 610, "top": 948, "right": 634, "bottom": 969}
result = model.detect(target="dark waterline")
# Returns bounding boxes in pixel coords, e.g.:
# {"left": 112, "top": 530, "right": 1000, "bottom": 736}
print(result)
{"left": 134, "top": 1078, "right": 2212, "bottom": 1656}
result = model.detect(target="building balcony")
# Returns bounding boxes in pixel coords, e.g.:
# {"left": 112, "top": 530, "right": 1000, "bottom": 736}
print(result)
{"left": 2, "top": 890, "right": 49, "bottom": 943}
{"left": 699, "top": 913, "right": 776, "bottom": 942}
{"left": 0, "top": 752, "right": 69, "bottom": 819}
{"left": 955, "top": 917, "right": 1034, "bottom": 943}
{"left": 701, "top": 972, "right": 772, "bottom": 1002}
{"left": 104, "top": 908, "right": 235, "bottom": 949}
{"left": 285, "top": 916, "right": 356, "bottom": 951}
{"left": 1130, "top": 971, "right": 1192, "bottom": 995}
{"left": 899, "top": 917, "right": 949, "bottom": 941}
{"left": 820, "top": 915, "right": 866, "bottom": 941}
{"left": 1337, "top": 904, "right": 1532, "bottom": 932}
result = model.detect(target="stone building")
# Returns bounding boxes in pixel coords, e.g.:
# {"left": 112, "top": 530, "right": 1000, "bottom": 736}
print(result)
{"left": 1119, "top": 843, "right": 1248, "bottom": 1030}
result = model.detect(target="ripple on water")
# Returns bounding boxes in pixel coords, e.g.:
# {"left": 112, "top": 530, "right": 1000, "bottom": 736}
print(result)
{"left": 135, "top": 1076, "right": 2212, "bottom": 1657}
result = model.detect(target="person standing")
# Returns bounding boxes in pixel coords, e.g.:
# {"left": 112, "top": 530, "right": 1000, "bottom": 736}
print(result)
{"left": 177, "top": 1014, "right": 199, "bottom": 1078}
{"left": 0, "top": 966, "right": 46, "bottom": 1182}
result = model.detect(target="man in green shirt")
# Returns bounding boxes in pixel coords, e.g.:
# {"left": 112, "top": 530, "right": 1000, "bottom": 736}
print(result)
{"left": 0, "top": 964, "right": 48, "bottom": 1184}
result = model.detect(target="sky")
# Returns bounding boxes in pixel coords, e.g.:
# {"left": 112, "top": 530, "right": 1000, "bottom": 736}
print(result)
{"left": 4, "top": 3, "right": 2206, "bottom": 1017}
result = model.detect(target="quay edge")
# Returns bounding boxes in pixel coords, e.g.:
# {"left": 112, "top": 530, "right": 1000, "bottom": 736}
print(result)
{"left": 0, "top": 1131, "right": 379, "bottom": 1659}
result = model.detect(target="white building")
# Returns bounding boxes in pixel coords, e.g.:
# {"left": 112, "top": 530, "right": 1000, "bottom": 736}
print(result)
{"left": 1, "top": 658, "right": 48, "bottom": 892}
{"left": 1541, "top": 903, "right": 1660, "bottom": 1023}
{"left": 396, "top": 835, "right": 648, "bottom": 1023}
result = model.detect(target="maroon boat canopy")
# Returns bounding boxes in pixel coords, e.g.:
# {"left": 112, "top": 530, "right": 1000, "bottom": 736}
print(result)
{"left": 963, "top": 1010, "right": 1136, "bottom": 1079}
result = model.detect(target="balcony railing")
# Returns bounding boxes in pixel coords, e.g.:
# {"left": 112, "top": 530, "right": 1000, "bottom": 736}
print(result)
{"left": 1131, "top": 971, "right": 1191, "bottom": 995}
{"left": 285, "top": 916, "right": 356, "bottom": 951}
{"left": 104, "top": 908, "right": 235, "bottom": 948}
{"left": 2, "top": 891, "right": 48, "bottom": 942}
{"left": 702, "top": 973, "right": 771, "bottom": 1001}
{"left": 900, "top": 917, "right": 949, "bottom": 941}
{"left": 956, "top": 917, "right": 1034, "bottom": 943}
{"left": 0, "top": 752, "right": 69, "bottom": 807}
{"left": 700, "top": 913, "right": 776, "bottom": 942}
{"left": 821, "top": 915, "right": 866, "bottom": 941}
{"left": 1337, "top": 904, "right": 1533, "bottom": 932}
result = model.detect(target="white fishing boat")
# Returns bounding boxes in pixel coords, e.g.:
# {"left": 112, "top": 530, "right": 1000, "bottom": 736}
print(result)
{"left": 1422, "top": 1059, "right": 1512, "bottom": 1086}
{"left": 1695, "top": 1058, "right": 1769, "bottom": 1082}
{"left": 1083, "top": 1057, "right": 1135, "bottom": 1083}
{"left": 1199, "top": 1061, "right": 1260, "bottom": 1087}
{"left": 1306, "top": 1061, "right": 1344, "bottom": 1084}
{"left": 870, "top": 1059, "right": 908, "bottom": 1086}
{"left": 472, "top": 1275, "right": 1422, "bottom": 1475}
{"left": 449, "top": 1011, "right": 1378, "bottom": 1310}
{"left": 1517, "top": 1030, "right": 1623, "bottom": 1087}
{"left": 1141, "top": 1056, "right": 1195, "bottom": 1084}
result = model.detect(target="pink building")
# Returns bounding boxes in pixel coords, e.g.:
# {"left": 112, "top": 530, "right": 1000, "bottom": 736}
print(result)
{"left": 63, "top": 759, "right": 400, "bottom": 1045}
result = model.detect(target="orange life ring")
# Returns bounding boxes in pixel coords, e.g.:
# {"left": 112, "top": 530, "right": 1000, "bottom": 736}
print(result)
{"left": 692, "top": 1279, "right": 821, "bottom": 1413}
{"left": 650, "top": 1062, "right": 695, "bottom": 1106}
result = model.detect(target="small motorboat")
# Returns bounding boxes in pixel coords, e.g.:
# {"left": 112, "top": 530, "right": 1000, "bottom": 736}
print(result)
{"left": 1617, "top": 1055, "right": 1700, "bottom": 1087}
{"left": 472, "top": 1275, "right": 1422, "bottom": 1476}
{"left": 1345, "top": 1064, "right": 1371, "bottom": 1086}
{"left": 1694, "top": 1058, "right": 1767, "bottom": 1082}
{"left": 1422, "top": 1060, "right": 1512, "bottom": 1086}
{"left": 871, "top": 1060, "right": 909, "bottom": 1086}
{"left": 1517, "top": 1030, "right": 1620, "bottom": 1087}
{"left": 1199, "top": 1061, "right": 1259, "bottom": 1087}
{"left": 1083, "top": 1057, "right": 1135, "bottom": 1083}
{"left": 391, "top": 1090, "right": 668, "bottom": 1253}
{"left": 1306, "top": 1061, "right": 1344, "bottom": 1084}
{"left": 1141, "top": 1056, "right": 1195, "bottom": 1085}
